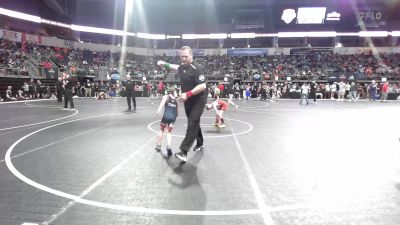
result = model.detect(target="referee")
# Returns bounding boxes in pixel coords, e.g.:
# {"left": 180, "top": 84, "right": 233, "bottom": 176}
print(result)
{"left": 123, "top": 74, "right": 136, "bottom": 111}
{"left": 62, "top": 73, "right": 74, "bottom": 110}
{"left": 157, "top": 46, "right": 207, "bottom": 162}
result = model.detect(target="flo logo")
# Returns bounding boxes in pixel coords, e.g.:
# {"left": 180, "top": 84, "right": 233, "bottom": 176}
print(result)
{"left": 281, "top": 9, "right": 296, "bottom": 24}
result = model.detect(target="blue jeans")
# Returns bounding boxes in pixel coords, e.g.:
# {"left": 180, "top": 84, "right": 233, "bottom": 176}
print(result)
{"left": 300, "top": 94, "right": 308, "bottom": 104}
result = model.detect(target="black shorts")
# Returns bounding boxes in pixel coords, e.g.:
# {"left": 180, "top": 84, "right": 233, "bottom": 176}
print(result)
{"left": 161, "top": 118, "right": 176, "bottom": 124}
{"left": 160, "top": 120, "right": 175, "bottom": 131}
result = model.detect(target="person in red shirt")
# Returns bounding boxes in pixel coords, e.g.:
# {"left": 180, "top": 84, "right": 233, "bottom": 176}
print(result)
{"left": 157, "top": 81, "right": 165, "bottom": 98}
{"left": 206, "top": 99, "right": 229, "bottom": 128}
{"left": 217, "top": 82, "right": 225, "bottom": 98}
{"left": 381, "top": 81, "right": 389, "bottom": 103}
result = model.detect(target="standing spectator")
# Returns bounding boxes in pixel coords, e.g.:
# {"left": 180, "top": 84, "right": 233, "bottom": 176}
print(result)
{"left": 338, "top": 81, "right": 346, "bottom": 102}
{"left": 157, "top": 81, "right": 165, "bottom": 98}
{"left": 369, "top": 80, "right": 377, "bottom": 101}
{"left": 55, "top": 76, "right": 63, "bottom": 102}
{"left": 99, "top": 81, "right": 107, "bottom": 98}
{"left": 22, "top": 82, "right": 29, "bottom": 99}
{"left": 218, "top": 82, "right": 225, "bottom": 98}
{"left": 147, "top": 82, "right": 153, "bottom": 100}
{"left": 93, "top": 82, "right": 99, "bottom": 98}
{"left": 381, "top": 81, "right": 389, "bottom": 103}
{"left": 234, "top": 83, "right": 241, "bottom": 100}
{"left": 245, "top": 85, "right": 251, "bottom": 100}
{"left": 62, "top": 73, "right": 75, "bottom": 110}
{"left": 310, "top": 81, "right": 317, "bottom": 103}
{"left": 76, "top": 81, "right": 82, "bottom": 97}
{"left": 299, "top": 83, "right": 309, "bottom": 105}
{"left": 330, "top": 82, "right": 337, "bottom": 99}
{"left": 324, "top": 83, "right": 330, "bottom": 99}
{"left": 123, "top": 75, "right": 136, "bottom": 111}
{"left": 29, "top": 78, "right": 36, "bottom": 99}
{"left": 85, "top": 80, "right": 92, "bottom": 98}
{"left": 349, "top": 82, "right": 358, "bottom": 102}
{"left": 36, "top": 80, "right": 43, "bottom": 99}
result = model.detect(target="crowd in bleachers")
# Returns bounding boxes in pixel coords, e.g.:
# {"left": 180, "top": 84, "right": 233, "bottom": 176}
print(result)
{"left": 2, "top": 36, "right": 400, "bottom": 83}
{"left": 2, "top": 35, "right": 400, "bottom": 102}
{"left": 0, "top": 37, "right": 29, "bottom": 76}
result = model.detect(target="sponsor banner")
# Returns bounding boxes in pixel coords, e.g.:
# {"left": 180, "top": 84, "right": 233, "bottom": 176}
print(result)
{"left": 357, "top": 7, "right": 386, "bottom": 28}
{"left": 39, "top": 68, "right": 59, "bottom": 79}
{"left": 22, "top": 33, "right": 42, "bottom": 44}
{"left": 334, "top": 47, "right": 397, "bottom": 55}
{"left": 354, "top": 48, "right": 373, "bottom": 55}
{"left": 193, "top": 49, "right": 204, "bottom": 57}
{"left": 2, "top": 30, "right": 22, "bottom": 42}
{"left": 157, "top": 49, "right": 178, "bottom": 56}
{"left": 290, "top": 47, "right": 333, "bottom": 55}
{"left": 64, "top": 40, "right": 74, "bottom": 48}
{"left": 392, "top": 36, "right": 398, "bottom": 47}
{"left": 96, "top": 66, "right": 108, "bottom": 81}
{"left": 227, "top": 48, "right": 268, "bottom": 56}
{"left": 157, "top": 49, "right": 205, "bottom": 57}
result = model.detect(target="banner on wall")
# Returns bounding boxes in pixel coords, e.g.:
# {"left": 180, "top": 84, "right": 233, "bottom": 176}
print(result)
{"left": 227, "top": 48, "right": 268, "bottom": 56}
{"left": 357, "top": 6, "right": 386, "bottom": 28}
{"left": 22, "top": 34, "right": 42, "bottom": 44}
{"left": 156, "top": 49, "right": 205, "bottom": 57}
{"left": 64, "top": 40, "right": 74, "bottom": 48}
{"left": 193, "top": 49, "right": 205, "bottom": 57}
{"left": 96, "top": 66, "right": 108, "bottom": 81}
{"left": 2, "top": 30, "right": 22, "bottom": 42}
{"left": 290, "top": 47, "right": 333, "bottom": 55}
{"left": 39, "top": 68, "right": 59, "bottom": 79}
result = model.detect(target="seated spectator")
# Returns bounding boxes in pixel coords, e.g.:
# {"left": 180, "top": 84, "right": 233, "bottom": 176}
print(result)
{"left": 98, "top": 91, "right": 108, "bottom": 100}
{"left": 6, "top": 86, "right": 17, "bottom": 101}
{"left": 16, "top": 89, "right": 27, "bottom": 100}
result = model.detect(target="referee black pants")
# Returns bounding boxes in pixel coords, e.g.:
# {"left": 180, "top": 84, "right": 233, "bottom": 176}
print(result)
{"left": 57, "top": 90, "right": 63, "bottom": 102}
{"left": 126, "top": 93, "right": 136, "bottom": 109}
{"left": 180, "top": 96, "right": 206, "bottom": 152}
{"left": 64, "top": 89, "right": 74, "bottom": 109}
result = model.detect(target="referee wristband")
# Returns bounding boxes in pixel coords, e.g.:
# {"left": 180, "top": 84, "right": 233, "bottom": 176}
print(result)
{"left": 186, "top": 91, "right": 193, "bottom": 98}
{"left": 164, "top": 63, "right": 171, "bottom": 69}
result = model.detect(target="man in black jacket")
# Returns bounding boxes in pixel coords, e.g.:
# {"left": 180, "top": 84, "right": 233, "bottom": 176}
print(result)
{"left": 310, "top": 81, "right": 317, "bottom": 103}
{"left": 62, "top": 73, "right": 74, "bottom": 110}
{"left": 56, "top": 76, "right": 63, "bottom": 102}
{"left": 123, "top": 74, "right": 136, "bottom": 111}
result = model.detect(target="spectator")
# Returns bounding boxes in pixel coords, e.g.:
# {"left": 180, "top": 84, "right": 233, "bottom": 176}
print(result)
{"left": 6, "top": 86, "right": 17, "bottom": 101}
{"left": 381, "top": 81, "right": 389, "bottom": 102}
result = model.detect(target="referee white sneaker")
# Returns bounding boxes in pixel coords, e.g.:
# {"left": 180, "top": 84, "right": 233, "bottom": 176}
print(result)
{"left": 193, "top": 145, "right": 204, "bottom": 152}
{"left": 174, "top": 151, "right": 187, "bottom": 162}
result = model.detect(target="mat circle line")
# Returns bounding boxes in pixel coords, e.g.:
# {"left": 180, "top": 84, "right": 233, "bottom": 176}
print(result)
{"left": 5, "top": 113, "right": 260, "bottom": 216}
{"left": 0, "top": 109, "right": 79, "bottom": 131}
{"left": 147, "top": 117, "right": 253, "bottom": 138}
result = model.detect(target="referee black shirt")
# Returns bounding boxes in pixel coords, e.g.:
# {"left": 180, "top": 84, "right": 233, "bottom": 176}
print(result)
{"left": 178, "top": 62, "right": 206, "bottom": 99}
{"left": 64, "top": 77, "right": 74, "bottom": 90}
{"left": 124, "top": 80, "right": 134, "bottom": 95}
